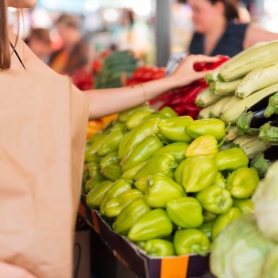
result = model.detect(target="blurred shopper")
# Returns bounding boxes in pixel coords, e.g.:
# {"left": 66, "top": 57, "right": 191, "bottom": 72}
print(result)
{"left": 188, "top": 0, "right": 278, "bottom": 57}
{"left": 49, "top": 14, "right": 89, "bottom": 75}
{"left": 112, "top": 8, "right": 152, "bottom": 62}
{"left": 25, "top": 28, "right": 51, "bottom": 63}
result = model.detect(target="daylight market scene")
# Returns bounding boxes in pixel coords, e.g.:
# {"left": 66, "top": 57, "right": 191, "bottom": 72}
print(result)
{"left": 2, "top": 0, "right": 278, "bottom": 277}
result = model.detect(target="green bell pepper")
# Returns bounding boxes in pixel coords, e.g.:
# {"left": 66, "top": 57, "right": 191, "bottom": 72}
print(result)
{"left": 97, "top": 129, "right": 124, "bottom": 156}
{"left": 158, "top": 116, "right": 193, "bottom": 142}
{"left": 99, "top": 152, "right": 120, "bottom": 169}
{"left": 85, "top": 131, "right": 110, "bottom": 158}
{"left": 125, "top": 109, "right": 154, "bottom": 129}
{"left": 153, "top": 142, "right": 189, "bottom": 164}
{"left": 226, "top": 167, "right": 260, "bottom": 198}
{"left": 100, "top": 164, "right": 122, "bottom": 181}
{"left": 145, "top": 173, "right": 186, "bottom": 208}
{"left": 198, "top": 221, "right": 215, "bottom": 241}
{"left": 196, "top": 185, "right": 233, "bottom": 214}
{"left": 102, "top": 189, "right": 143, "bottom": 218}
{"left": 140, "top": 112, "right": 169, "bottom": 123}
{"left": 173, "top": 158, "right": 191, "bottom": 186}
{"left": 100, "top": 179, "right": 132, "bottom": 214}
{"left": 166, "top": 197, "right": 203, "bottom": 228}
{"left": 118, "top": 118, "right": 160, "bottom": 159}
{"left": 84, "top": 177, "right": 106, "bottom": 194}
{"left": 84, "top": 152, "right": 101, "bottom": 164}
{"left": 214, "top": 147, "right": 249, "bottom": 171}
{"left": 144, "top": 239, "right": 175, "bottom": 257}
{"left": 121, "top": 161, "right": 146, "bottom": 180}
{"left": 87, "top": 162, "right": 103, "bottom": 179}
{"left": 211, "top": 207, "right": 241, "bottom": 240}
{"left": 213, "top": 172, "right": 226, "bottom": 188}
{"left": 136, "top": 241, "right": 146, "bottom": 249}
{"left": 127, "top": 209, "right": 173, "bottom": 242}
{"left": 134, "top": 153, "right": 178, "bottom": 181}
{"left": 185, "top": 118, "right": 226, "bottom": 141}
{"left": 82, "top": 165, "right": 91, "bottom": 189}
{"left": 118, "top": 104, "right": 151, "bottom": 123}
{"left": 86, "top": 180, "right": 114, "bottom": 209}
{"left": 232, "top": 198, "right": 254, "bottom": 214}
{"left": 113, "top": 197, "right": 151, "bottom": 235}
{"left": 185, "top": 135, "right": 218, "bottom": 157}
{"left": 134, "top": 175, "right": 152, "bottom": 192}
{"left": 174, "top": 229, "right": 210, "bottom": 256}
{"left": 159, "top": 106, "right": 178, "bottom": 118}
{"left": 182, "top": 156, "right": 218, "bottom": 193}
{"left": 120, "top": 135, "right": 163, "bottom": 172}
{"left": 203, "top": 211, "right": 218, "bottom": 223}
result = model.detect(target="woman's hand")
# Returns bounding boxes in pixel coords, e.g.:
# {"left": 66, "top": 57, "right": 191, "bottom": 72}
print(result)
{"left": 0, "top": 261, "right": 38, "bottom": 278}
{"left": 169, "top": 54, "right": 220, "bottom": 87}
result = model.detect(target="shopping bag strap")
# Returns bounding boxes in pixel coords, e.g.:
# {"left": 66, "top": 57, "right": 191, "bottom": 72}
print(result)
{"left": 10, "top": 42, "right": 26, "bottom": 70}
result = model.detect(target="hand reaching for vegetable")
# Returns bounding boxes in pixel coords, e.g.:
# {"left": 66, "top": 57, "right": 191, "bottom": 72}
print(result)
{"left": 169, "top": 55, "right": 221, "bottom": 88}
{"left": 0, "top": 262, "right": 38, "bottom": 278}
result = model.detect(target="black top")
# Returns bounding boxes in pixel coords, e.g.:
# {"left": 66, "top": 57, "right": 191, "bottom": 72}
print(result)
{"left": 189, "top": 20, "right": 249, "bottom": 57}
{"left": 10, "top": 42, "right": 26, "bottom": 70}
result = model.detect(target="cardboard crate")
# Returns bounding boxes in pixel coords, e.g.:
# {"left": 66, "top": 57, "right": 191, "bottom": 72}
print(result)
{"left": 78, "top": 195, "right": 210, "bottom": 278}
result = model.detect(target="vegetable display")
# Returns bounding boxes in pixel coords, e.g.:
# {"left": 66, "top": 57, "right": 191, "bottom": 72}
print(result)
{"left": 210, "top": 161, "right": 278, "bottom": 278}
{"left": 82, "top": 104, "right": 260, "bottom": 258}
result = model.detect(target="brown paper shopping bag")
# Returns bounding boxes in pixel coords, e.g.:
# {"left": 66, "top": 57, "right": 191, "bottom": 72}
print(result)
{"left": 0, "top": 69, "right": 89, "bottom": 278}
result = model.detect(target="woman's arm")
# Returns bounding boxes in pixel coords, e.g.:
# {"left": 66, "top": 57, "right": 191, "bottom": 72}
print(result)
{"left": 85, "top": 55, "right": 218, "bottom": 119}
{"left": 0, "top": 261, "right": 37, "bottom": 278}
{"left": 243, "top": 24, "right": 278, "bottom": 49}
{"left": 10, "top": 31, "right": 218, "bottom": 119}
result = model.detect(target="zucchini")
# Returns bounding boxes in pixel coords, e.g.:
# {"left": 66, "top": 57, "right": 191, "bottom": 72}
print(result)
{"left": 222, "top": 83, "right": 278, "bottom": 124}
{"left": 195, "top": 87, "right": 221, "bottom": 108}
{"left": 219, "top": 41, "right": 278, "bottom": 81}
{"left": 232, "top": 134, "right": 268, "bottom": 159}
{"left": 198, "top": 104, "right": 214, "bottom": 119}
{"left": 220, "top": 96, "right": 241, "bottom": 119}
{"left": 236, "top": 62, "right": 278, "bottom": 98}
{"left": 210, "top": 78, "right": 242, "bottom": 96}
{"left": 209, "top": 96, "right": 232, "bottom": 118}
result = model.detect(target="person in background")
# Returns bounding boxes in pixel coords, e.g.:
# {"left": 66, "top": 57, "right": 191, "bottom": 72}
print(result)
{"left": 188, "top": 0, "right": 278, "bottom": 57}
{"left": 49, "top": 14, "right": 89, "bottom": 75}
{"left": 25, "top": 28, "right": 51, "bottom": 63}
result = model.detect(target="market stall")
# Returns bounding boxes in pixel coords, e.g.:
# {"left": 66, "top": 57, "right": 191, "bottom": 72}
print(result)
{"left": 78, "top": 41, "right": 278, "bottom": 277}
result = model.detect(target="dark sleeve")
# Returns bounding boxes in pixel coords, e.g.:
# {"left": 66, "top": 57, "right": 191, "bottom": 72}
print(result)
{"left": 188, "top": 32, "right": 204, "bottom": 55}
{"left": 211, "top": 22, "right": 249, "bottom": 57}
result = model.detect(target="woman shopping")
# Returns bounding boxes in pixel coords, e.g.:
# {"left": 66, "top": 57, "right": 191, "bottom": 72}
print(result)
{"left": 0, "top": 0, "right": 219, "bottom": 277}
{"left": 188, "top": 0, "right": 278, "bottom": 57}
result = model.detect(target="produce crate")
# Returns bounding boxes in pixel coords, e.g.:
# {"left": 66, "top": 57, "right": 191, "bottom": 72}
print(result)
{"left": 78, "top": 195, "right": 210, "bottom": 278}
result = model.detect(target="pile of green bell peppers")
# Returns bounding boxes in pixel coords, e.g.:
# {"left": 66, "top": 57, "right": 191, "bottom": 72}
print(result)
{"left": 83, "top": 107, "right": 261, "bottom": 257}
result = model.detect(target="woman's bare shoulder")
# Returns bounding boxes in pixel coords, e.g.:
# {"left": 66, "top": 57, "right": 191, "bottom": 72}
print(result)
{"left": 8, "top": 30, "right": 59, "bottom": 74}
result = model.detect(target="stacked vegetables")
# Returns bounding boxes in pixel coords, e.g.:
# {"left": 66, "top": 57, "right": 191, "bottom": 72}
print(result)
{"left": 95, "top": 50, "right": 138, "bottom": 89}
{"left": 197, "top": 41, "right": 278, "bottom": 175}
{"left": 82, "top": 104, "right": 260, "bottom": 257}
{"left": 210, "top": 161, "right": 278, "bottom": 278}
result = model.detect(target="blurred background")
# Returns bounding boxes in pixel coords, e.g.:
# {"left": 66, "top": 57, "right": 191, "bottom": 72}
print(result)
{"left": 9, "top": 0, "right": 276, "bottom": 68}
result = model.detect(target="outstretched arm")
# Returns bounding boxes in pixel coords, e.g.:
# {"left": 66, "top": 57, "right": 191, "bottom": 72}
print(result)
{"left": 10, "top": 31, "right": 218, "bottom": 119}
{"left": 84, "top": 55, "right": 219, "bottom": 119}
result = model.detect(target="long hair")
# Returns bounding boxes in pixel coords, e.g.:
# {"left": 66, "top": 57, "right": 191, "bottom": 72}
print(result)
{"left": 208, "top": 0, "right": 239, "bottom": 20}
{"left": 0, "top": 0, "right": 10, "bottom": 69}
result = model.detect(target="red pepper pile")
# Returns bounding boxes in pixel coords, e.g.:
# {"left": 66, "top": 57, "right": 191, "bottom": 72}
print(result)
{"left": 149, "top": 55, "right": 230, "bottom": 119}
{"left": 125, "top": 66, "right": 167, "bottom": 86}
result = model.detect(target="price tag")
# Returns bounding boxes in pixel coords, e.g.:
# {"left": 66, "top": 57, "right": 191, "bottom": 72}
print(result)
{"left": 165, "top": 52, "right": 187, "bottom": 76}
